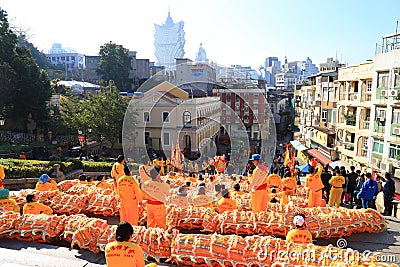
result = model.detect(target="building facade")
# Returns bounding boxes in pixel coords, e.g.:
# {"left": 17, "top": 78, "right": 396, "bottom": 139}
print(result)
{"left": 131, "top": 81, "right": 220, "bottom": 161}
{"left": 370, "top": 32, "right": 400, "bottom": 179}
{"left": 336, "top": 61, "right": 374, "bottom": 171}
{"left": 46, "top": 43, "right": 85, "bottom": 80}
{"left": 154, "top": 11, "right": 185, "bottom": 68}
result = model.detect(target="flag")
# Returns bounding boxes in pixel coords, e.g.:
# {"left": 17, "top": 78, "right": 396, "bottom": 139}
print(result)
{"left": 311, "top": 158, "right": 317, "bottom": 169}
{"left": 283, "top": 144, "right": 290, "bottom": 167}
{"left": 171, "top": 143, "right": 175, "bottom": 165}
{"left": 176, "top": 141, "right": 181, "bottom": 166}
{"left": 290, "top": 149, "right": 295, "bottom": 174}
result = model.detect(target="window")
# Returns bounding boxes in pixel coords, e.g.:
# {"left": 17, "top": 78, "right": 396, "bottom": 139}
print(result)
{"left": 144, "top": 132, "right": 150, "bottom": 145}
{"left": 321, "top": 109, "right": 327, "bottom": 122}
{"left": 163, "top": 132, "right": 170, "bottom": 146}
{"left": 376, "top": 109, "right": 386, "bottom": 119}
{"left": 183, "top": 111, "right": 191, "bottom": 127}
{"left": 373, "top": 139, "right": 384, "bottom": 154}
{"left": 162, "top": 111, "right": 169, "bottom": 123}
{"left": 143, "top": 111, "right": 150, "bottom": 122}
{"left": 393, "top": 109, "right": 400, "bottom": 124}
{"left": 377, "top": 72, "right": 389, "bottom": 88}
{"left": 389, "top": 143, "right": 400, "bottom": 159}
{"left": 226, "top": 93, "right": 231, "bottom": 103}
{"left": 395, "top": 69, "right": 400, "bottom": 88}
{"left": 363, "top": 138, "right": 368, "bottom": 149}
{"left": 367, "top": 80, "right": 372, "bottom": 92}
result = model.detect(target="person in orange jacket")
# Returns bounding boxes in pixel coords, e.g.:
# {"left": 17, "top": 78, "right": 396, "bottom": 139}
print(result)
{"left": 23, "top": 194, "right": 53, "bottom": 215}
{"left": 305, "top": 163, "right": 324, "bottom": 208}
{"left": 35, "top": 174, "right": 58, "bottom": 191}
{"left": 105, "top": 222, "right": 145, "bottom": 267}
{"left": 95, "top": 175, "right": 114, "bottom": 190}
{"left": 111, "top": 155, "right": 125, "bottom": 191}
{"left": 0, "top": 189, "right": 20, "bottom": 213}
{"left": 117, "top": 166, "right": 143, "bottom": 226}
{"left": 328, "top": 169, "right": 346, "bottom": 208}
{"left": 217, "top": 188, "right": 237, "bottom": 214}
{"left": 249, "top": 154, "right": 269, "bottom": 213}
{"left": 0, "top": 165, "right": 5, "bottom": 190}
{"left": 267, "top": 168, "right": 284, "bottom": 191}
{"left": 141, "top": 166, "right": 170, "bottom": 229}
{"left": 286, "top": 213, "right": 313, "bottom": 244}
{"left": 282, "top": 171, "right": 297, "bottom": 196}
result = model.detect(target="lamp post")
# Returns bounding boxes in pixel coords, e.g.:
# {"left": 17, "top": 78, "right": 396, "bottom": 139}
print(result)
{"left": 0, "top": 115, "right": 5, "bottom": 126}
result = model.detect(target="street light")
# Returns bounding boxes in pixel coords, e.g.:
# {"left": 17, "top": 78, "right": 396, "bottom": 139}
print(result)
{"left": 0, "top": 115, "right": 5, "bottom": 126}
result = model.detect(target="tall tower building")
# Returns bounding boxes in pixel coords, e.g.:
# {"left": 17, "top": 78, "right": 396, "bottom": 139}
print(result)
{"left": 154, "top": 10, "right": 185, "bottom": 68}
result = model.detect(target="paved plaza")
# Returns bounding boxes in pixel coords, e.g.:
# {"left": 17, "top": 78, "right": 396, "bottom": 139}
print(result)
{"left": 0, "top": 215, "right": 399, "bottom": 267}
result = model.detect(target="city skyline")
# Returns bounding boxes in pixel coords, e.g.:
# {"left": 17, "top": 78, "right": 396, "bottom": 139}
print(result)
{"left": 1, "top": 0, "right": 400, "bottom": 70}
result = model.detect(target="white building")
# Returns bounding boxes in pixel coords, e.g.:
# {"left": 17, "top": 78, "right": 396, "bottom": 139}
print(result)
{"left": 46, "top": 43, "right": 85, "bottom": 79}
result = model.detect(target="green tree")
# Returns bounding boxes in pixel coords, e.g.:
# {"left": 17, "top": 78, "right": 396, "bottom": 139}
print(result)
{"left": 17, "top": 34, "right": 52, "bottom": 70}
{"left": 97, "top": 41, "right": 132, "bottom": 90}
{"left": 0, "top": 8, "right": 52, "bottom": 130}
{"left": 61, "top": 81, "right": 129, "bottom": 150}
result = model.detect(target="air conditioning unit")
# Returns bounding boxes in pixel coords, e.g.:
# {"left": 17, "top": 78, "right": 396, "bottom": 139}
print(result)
{"left": 389, "top": 89, "right": 400, "bottom": 97}
{"left": 380, "top": 162, "right": 393, "bottom": 173}
{"left": 393, "top": 128, "right": 400, "bottom": 135}
{"left": 380, "top": 90, "right": 387, "bottom": 97}
{"left": 395, "top": 169, "right": 400, "bottom": 178}
{"left": 371, "top": 158, "right": 380, "bottom": 167}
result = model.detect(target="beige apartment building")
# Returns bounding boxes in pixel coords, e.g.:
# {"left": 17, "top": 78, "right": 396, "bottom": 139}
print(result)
{"left": 336, "top": 61, "right": 374, "bottom": 172}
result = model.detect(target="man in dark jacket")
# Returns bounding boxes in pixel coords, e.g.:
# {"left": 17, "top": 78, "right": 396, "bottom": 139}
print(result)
{"left": 357, "top": 172, "right": 378, "bottom": 209}
{"left": 347, "top": 166, "right": 358, "bottom": 206}
{"left": 320, "top": 165, "right": 332, "bottom": 203}
{"left": 382, "top": 172, "right": 396, "bottom": 216}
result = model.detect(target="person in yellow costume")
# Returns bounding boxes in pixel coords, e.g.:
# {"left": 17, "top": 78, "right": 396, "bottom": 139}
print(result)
{"left": 267, "top": 168, "right": 284, "bottom": 191}
{"left": 142, "top": 166, "right": 170, "bottom": 229}
{"left": 0, "top": 165, "right": 5, "bottom": 190}
{"left": 117, "top": 167, "right": 143, "bottom": 226}
{"left": 305, "top": 163, "right": 324, "bottom": 208}
{"left": 111, "top": 155, "right": 125, "bottom": 191}
{"left": 192, "top": 186, "right": 214, "bottom": 210}
{"left": 35, "top": 174, "right": 58, "bottom": 191}
{"left": 0, "top": 189, "right": 20, "bottom": 212}
{"left": 95, "top": 175, "right": 114, "bottom": 190}
{"left": 23, "top": 193, "right": 53, "bottom": 215}
{"left": 217, "top": 189, "right": 237, "bottom": 214}
{"left": 286, "top": 214, "right": 313, "bottom": 244}
{"left": 328, "top": 169, "right": 346, "bottom": 208}
{"left": 249, "top": 154, "right": 269, "bottom": 213}
{"left": 282, "top": 171, "right": 298, "bottom": 196}
{"left": 105, "top": 222, "right": 145, "bottom": 267}
{"left": 152, "top": 157, "right": 165, "bottom": 176}
{"left": 166, "top": 158, "right": 172, "bottom": 173}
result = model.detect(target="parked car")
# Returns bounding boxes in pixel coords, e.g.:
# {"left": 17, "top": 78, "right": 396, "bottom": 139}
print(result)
{"left": 69, "top": 146, "right": 81, "bottom": 157}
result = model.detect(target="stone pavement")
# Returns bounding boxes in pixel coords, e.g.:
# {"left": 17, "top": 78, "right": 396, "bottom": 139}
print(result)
{"left": 0, "top": 216, "right": 399, "bottom": 266}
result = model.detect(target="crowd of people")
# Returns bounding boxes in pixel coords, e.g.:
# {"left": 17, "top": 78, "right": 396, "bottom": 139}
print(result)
{"left": 0, "top": 152, "right": 397, "bottom": 266}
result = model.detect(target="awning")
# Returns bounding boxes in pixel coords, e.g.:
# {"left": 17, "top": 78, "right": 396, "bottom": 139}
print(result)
{"left": 290, "top": 140, "right": 308, "bottom": 152}
{"left": 329, "top": 160, "right": 352, "bottom": 170}
{"left": 306, "top": 148, "right": 332, "bottom": 166}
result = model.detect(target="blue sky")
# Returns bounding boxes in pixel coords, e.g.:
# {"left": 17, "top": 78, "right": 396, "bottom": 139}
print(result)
{"left": 1, "top": 0, "right": 399, "bottom": 69}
